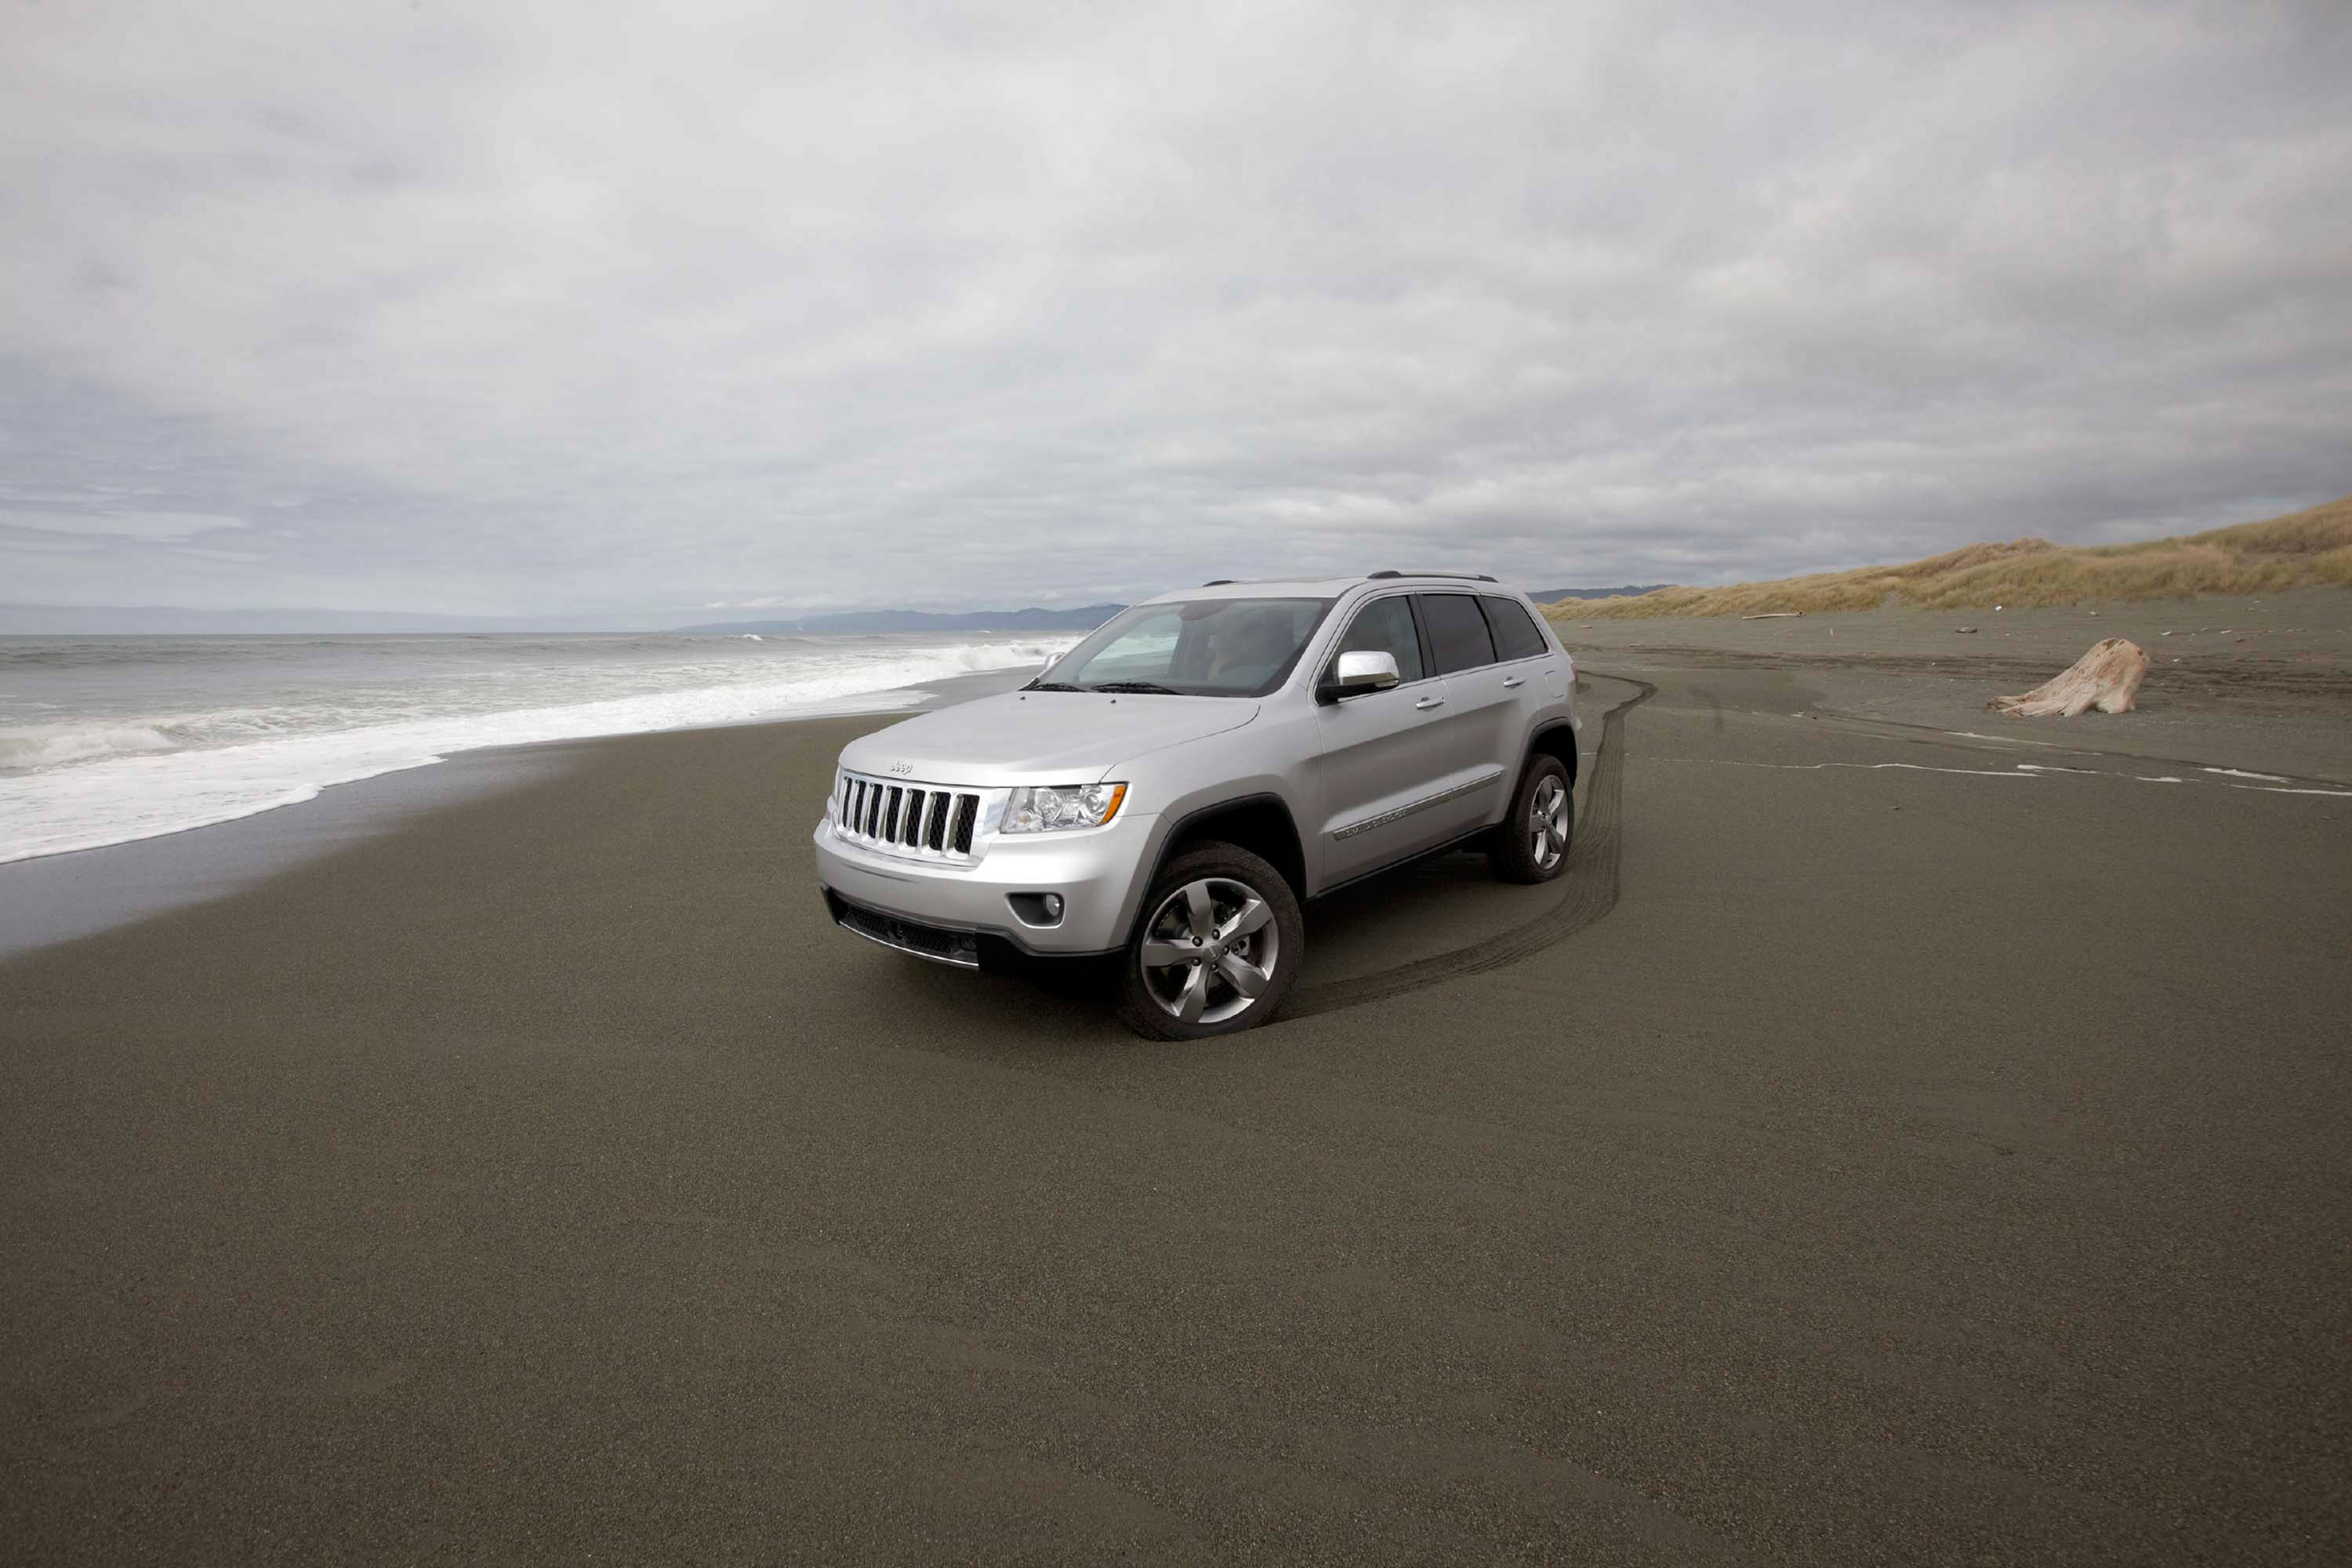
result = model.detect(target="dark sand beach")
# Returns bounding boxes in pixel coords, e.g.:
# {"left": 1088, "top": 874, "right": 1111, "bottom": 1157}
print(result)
{"left": 4, "top": 624, "right": 2350, "bottom": 1563}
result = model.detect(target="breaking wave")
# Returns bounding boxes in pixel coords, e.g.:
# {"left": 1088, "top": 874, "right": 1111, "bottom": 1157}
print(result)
{"left": 0, "top": 635, "right": 1069, "bottom": 862}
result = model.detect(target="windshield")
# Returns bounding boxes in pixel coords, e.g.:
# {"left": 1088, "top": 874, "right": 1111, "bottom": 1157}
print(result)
{"left": 1039, "top": 597, "right": 1334, "bottom": 697}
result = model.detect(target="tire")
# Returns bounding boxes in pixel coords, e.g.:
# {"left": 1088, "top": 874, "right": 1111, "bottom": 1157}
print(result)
{"left": 1490, "top": 754, "right": 1572, "bottom": 884}
{"left": 1116, "top": 841, "right": 1305, "bottom": 1040}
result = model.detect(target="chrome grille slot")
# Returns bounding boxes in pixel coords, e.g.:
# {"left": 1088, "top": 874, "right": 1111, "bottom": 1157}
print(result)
{"left": 831, "top": 770, "right": 989, "bottom": 866}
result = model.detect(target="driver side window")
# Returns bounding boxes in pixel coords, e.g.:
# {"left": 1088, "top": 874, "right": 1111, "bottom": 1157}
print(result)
{"left": 1330, "top": 596, "right": 1425, "bottom": 684}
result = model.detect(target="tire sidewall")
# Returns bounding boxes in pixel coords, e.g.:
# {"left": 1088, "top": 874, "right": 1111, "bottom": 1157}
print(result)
{"left": 1116, "top": 841, "right": 1305, "bottom": 1040}
{"left": 1494, "top": 754, "right": 1572, "bottom": 883}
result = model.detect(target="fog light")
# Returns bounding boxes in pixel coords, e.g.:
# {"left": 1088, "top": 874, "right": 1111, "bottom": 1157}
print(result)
{"left": 1007, "top": 892, "right": 1067, "bottom": 927}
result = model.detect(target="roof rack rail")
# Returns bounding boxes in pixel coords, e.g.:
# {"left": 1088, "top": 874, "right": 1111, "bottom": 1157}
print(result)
{"left": 1367, "top": 570, "right": 1498, "bottom": 583}
{"left": 1202, "top": 579, "right": 1235, "bottom": 586}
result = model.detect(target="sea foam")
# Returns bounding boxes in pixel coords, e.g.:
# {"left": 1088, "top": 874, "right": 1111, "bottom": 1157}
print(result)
{"left": 0, "top": 637, "right": 1067, "bottom": 863}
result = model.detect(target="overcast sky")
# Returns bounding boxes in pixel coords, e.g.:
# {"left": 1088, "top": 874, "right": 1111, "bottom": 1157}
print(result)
{"left": 4, "top": 0, "right": 2348, "bottom": 622}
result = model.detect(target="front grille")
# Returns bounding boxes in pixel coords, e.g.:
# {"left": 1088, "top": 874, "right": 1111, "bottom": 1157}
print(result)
{"left": 832, "top": 771, "right": 985, "bottom": 862}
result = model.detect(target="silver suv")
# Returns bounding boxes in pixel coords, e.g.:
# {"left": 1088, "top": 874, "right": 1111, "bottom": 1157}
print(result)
{"left": 813, "top": 572, "right": 1580, "bottom": 1038}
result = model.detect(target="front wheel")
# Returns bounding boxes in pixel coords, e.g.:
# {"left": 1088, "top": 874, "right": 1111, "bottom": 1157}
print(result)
{"left": 1490, "top": 755, "right": 1572, "bottom": 883}
{"left": 1116, "top": 842, "right": 1304, "bottom": 1040}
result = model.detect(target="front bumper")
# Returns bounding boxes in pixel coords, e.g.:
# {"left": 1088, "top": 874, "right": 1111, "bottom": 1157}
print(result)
{"left": 811, "top": 808, "right": 1160, "bottom": 957}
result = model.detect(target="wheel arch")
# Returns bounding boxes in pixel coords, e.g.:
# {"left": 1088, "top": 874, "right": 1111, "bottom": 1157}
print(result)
{"left": 1526, "top": 720, "right": 1579, "bottom": 789}
{"left": 1127, "top": 793, "right": 1306, "bottom": 942}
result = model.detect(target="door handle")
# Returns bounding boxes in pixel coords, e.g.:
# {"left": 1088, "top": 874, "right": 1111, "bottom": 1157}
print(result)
{"left": 1501, "top": 675, "right": 1526, "bottom": 689}
{"left": 1414, "top": 695, "right": 1446, "bottom": 710}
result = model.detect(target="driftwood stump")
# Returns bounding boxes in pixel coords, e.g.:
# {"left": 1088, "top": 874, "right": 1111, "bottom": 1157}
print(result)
{"left": 1990, "top": 637, "right": 2150, "bottom": 717}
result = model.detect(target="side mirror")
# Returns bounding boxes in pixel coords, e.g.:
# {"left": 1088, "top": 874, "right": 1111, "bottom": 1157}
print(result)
{"left": 1318, "top": 649, "right": 1400, "bottom": 702}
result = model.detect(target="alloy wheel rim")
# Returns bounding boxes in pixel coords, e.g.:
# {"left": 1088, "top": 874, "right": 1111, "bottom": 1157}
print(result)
{"left": 1139, "top": 877, "right": 1279, "bottom": 1025}
{"left": 1530, "top": 777, "right": 1569, "bottom": 869}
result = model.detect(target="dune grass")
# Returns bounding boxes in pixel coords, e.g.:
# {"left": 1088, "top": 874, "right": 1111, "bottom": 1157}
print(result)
{"left": 1548, "top": 494, "right": 2352, "bottom": 621}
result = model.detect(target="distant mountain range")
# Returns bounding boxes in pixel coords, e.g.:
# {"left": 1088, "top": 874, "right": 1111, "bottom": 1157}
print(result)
{"left": 680, "top": 589, "right": 1675, "bottom": 634}
{"left": 1530, "top": 586, "right": 1671, "bottom": 603}
{"left": 676, "top": 604, "right": 1127, "bottom": 635}
{"left": 2, "top": 588, "right": 1675, "bottom": 638}
{"left": 0, "top": 604, "right": 693, "bottom": 635}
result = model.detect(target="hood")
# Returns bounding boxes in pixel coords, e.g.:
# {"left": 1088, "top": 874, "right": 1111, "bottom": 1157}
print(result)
{"left": 840, "top": 691, "right": 1258, "bottom": 785}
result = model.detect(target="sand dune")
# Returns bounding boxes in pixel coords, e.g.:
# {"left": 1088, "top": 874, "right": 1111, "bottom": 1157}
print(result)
{"left": 1551, "top": 493, "right": 2352, "bottom": 619}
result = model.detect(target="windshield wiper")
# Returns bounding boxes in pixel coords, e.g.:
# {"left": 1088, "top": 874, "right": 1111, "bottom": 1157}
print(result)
{"left": 1024, "top": 680, "right": 1087, "bottom": 691}
{"left": 1087, "top": 681, "right": 1184, "bottom": 695}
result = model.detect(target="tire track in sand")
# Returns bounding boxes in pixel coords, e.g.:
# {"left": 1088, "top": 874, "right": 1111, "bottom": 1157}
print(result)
{"left": 1284, "top": 671, "right": 1655, "bottom": 1021}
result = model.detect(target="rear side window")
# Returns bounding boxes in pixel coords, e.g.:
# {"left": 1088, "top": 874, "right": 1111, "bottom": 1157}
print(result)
{"left": 1417, "top": 593, "right": 1496, "bottom": 674}
{"left": 1481, "top": 595, "right": 1551, "bottom": 662}
{"left": 1330, "top": 596, "right": 1426, "bottom": 684}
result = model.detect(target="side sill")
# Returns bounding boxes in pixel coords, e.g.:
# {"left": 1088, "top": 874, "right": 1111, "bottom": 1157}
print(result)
{"left": 1305, "top": 826, "right": 1494, "bottom": 902}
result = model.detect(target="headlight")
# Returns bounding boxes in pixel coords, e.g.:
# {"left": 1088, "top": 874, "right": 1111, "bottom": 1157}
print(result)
{"left": 1000, "top": 782, "right": 1127, "bottom": 833}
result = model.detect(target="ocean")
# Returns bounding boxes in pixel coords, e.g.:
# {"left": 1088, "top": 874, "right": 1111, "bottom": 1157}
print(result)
{"left": 0, "top": 631, "right": 1070, "bottom": 863}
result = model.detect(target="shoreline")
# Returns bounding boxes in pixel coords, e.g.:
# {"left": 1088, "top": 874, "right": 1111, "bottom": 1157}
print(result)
{"left": 11, "top": 589, "right": 2351, "bottom": 959}
{"left": 0, "top": 666, "right": 1033, "bottom": 958}
{"left": 12, "top": 583, "right": 2350, "bottom": 960}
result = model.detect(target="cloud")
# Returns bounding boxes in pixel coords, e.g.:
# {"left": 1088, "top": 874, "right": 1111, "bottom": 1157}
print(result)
{"left": 1, "top": 0, "right": 2347, "bottom": 615}
{"left": 0, "top": 510, "right": 249, "bottom": 542}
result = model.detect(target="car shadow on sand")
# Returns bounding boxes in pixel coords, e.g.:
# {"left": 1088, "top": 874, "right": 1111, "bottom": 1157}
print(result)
{"left": 864, "top": 673, "right": 1653, "bottom": 1058}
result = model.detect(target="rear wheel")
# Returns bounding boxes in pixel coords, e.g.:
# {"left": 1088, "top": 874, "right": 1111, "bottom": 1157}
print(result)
{"left": 1116, "top": 842, "right": 1303, "bottom": 1040}
{"left": 1490, "top": 755, "right": 1572, "bottom": 883}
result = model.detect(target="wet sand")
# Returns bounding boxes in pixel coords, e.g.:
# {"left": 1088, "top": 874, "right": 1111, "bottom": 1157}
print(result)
{"left": 3, "top": 637, "right": 2349, "bottom": 1563}
{"left": 0, "top": 667, "right": 1038, "bottom": 960}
